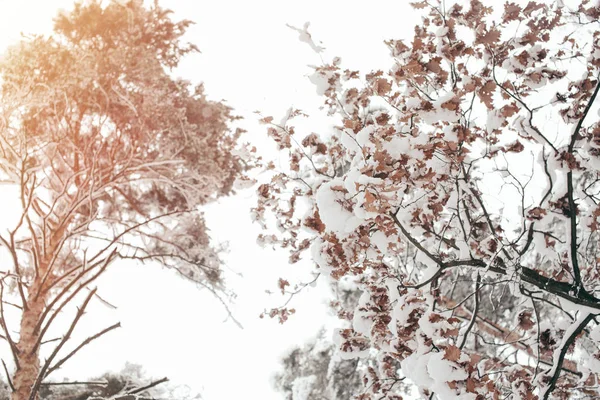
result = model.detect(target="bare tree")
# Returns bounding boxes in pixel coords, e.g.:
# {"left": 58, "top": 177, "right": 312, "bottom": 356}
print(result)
{"left": 0, "top": 1, "right": 249, "bottom": 399}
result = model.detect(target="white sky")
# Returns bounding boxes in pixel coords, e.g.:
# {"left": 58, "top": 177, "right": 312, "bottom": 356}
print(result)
{"left": 0, "top": 1, "right": 413, "bottom": 398}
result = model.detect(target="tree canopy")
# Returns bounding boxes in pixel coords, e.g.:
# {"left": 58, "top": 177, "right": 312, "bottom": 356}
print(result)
{"left": 260, "top": 1, "right": 600, "bottom": 399}
{"left": 0, "top": 1, "right": 249, "bottom": 399}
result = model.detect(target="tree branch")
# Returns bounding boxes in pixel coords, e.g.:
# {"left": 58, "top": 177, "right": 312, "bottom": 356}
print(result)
{"left": 542, "top": 312, "right": 594, "bottom": 400}
{"left": 45, "top": 322, "right": 121, "bottom": 378}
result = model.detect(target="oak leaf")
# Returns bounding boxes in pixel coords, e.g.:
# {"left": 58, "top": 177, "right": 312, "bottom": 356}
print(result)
{"left": 476, "top": 28, "right": 501, "bottom": 45}
{"left": 374, "top": 78, "right": 392, "bottom": 95}
{"left": 505, "top": 140, "right": 524, "bottom": 153}
{"left": 441, "top": 96, "right": 461, "bottom": 111}
{"left": 443, "top": 345, "right": 461, "bottom": 362}
{"left": 278, "top": 278, "right": 290, "bottom": 294}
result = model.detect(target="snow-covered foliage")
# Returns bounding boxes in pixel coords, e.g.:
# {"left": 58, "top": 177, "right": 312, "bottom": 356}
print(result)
{"left": 275, "top": 331, "right": 362, "bottom": 400}
{"left": 258, "top": 1, "right": 600, "bottom": 399}
{"left": 274, "top": 284, "right": 368, "bottom": 400}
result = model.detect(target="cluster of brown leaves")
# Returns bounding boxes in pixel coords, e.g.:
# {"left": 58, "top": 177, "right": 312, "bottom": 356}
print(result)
{"left": 258, "top": 0, "right": 600, "bottom": 399}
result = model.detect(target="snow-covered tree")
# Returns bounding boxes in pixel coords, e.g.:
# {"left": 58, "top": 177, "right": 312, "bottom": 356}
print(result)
{"left": 275, "top": 328, "right": 363, "bottom": 400}
{"left": 0, "top": 1, "right": 250, "bottom": 399}
{"left": 274, "top": 284, "right": 366, "bottom": 400}
{"left": 259, "top": 1, "right": 600, "bottom": 398}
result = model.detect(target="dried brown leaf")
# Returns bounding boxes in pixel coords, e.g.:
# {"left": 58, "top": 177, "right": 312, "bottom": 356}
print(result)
{"left": 443, "top": 345, "right": 461, "bottom": 362}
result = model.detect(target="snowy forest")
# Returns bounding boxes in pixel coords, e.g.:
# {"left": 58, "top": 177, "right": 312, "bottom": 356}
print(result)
{"left": 0, "top": 0, "right": 599, "bottom": 399}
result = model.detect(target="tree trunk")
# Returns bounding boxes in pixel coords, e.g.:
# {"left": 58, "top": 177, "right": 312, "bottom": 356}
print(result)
{"left": 12, "top": 280, "right": 46, "bottom": 400}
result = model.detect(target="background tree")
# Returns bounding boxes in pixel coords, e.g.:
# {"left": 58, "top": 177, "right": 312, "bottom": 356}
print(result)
{"left": 0, "top": 1, "right": 249, "bottom": 399}
{"left": 273, "top": 284, "right": 365, "bottom": 400}
{"left": 258, "top": 1, "right": 600, "bottom": 398}
{"left": 274, "top": 328, "right": 363, "bottom": 400}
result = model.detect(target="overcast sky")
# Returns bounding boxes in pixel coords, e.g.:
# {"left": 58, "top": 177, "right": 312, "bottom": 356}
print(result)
{"left": 0, "top": 1, "right": 413, "bottom": 398}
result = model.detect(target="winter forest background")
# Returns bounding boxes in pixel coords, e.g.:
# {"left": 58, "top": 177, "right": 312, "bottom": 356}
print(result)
{"left": 1, "top": 0, "right": 600, "bottom": 399}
